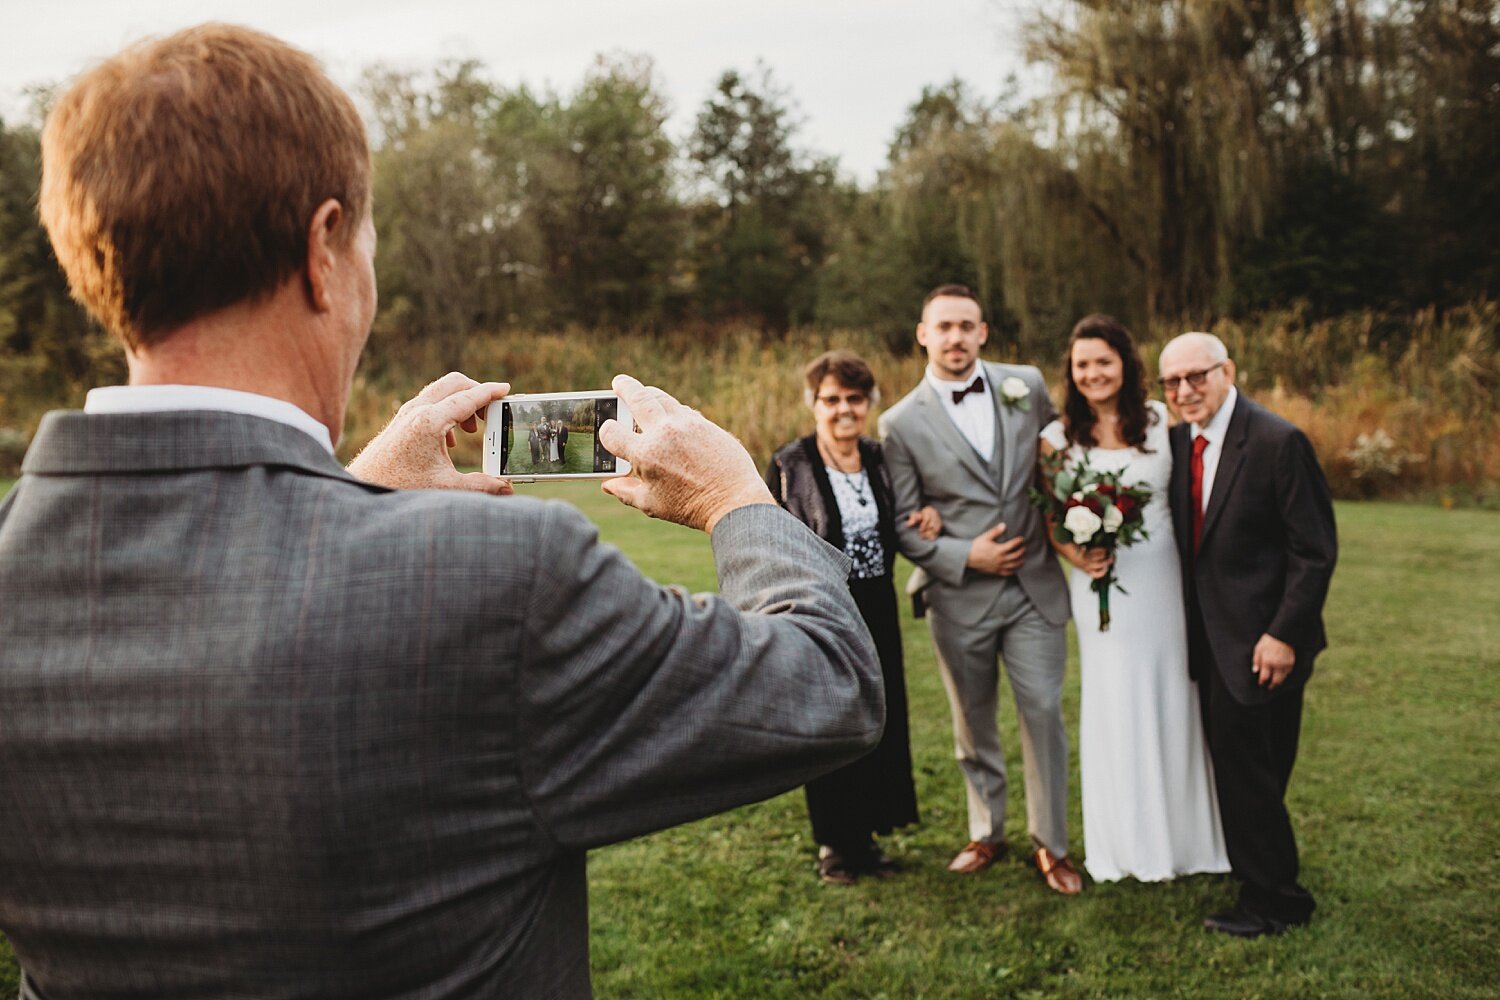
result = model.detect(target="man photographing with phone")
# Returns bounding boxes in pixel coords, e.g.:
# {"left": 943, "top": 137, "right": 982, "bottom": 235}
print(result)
{"left": 0, "top": 23, "right": 882, "bottom": 1000}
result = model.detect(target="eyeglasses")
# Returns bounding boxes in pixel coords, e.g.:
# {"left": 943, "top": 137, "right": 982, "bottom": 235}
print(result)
{"left": 1158, "top": 361, "right": 1225, "bottom": 393}
{"left": 815, "top": 392, "right": 868, "bottom": 407}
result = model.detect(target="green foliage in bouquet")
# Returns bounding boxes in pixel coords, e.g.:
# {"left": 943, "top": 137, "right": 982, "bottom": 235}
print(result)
{"left": 1029, "top": 450, "right": 1153, "bottom": 630}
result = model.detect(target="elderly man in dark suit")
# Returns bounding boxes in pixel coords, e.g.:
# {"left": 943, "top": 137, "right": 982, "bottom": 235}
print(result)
{"left": 1161, "top": 332, "right": 1337, "bottom": 938}
{"left": 0, "top": 25, "right": 882, "bottom": 999}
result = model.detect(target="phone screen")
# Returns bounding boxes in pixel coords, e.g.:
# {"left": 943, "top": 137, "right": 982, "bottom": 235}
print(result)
{"left": 498, "top": 397, "right": 619, "bottom": 476}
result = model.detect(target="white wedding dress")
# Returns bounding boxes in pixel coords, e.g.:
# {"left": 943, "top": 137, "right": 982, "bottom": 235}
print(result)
{"left": 1041, "top": 400, "right": 1229, "bottom": 882}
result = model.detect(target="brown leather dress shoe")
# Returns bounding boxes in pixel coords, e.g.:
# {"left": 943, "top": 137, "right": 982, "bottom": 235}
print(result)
{"left": 947, "top": 840, "right": 1005, "bottom": 874}
{"left": 1032, "top": 847, "right": 1084, "bottom": 895}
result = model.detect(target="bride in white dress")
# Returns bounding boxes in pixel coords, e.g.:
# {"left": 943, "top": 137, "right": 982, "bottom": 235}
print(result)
{"left": 1039, "top": 315, "right": 1229, "bottom": 883}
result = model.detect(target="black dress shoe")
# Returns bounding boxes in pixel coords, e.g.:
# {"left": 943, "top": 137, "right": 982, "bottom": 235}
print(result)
{"left": 1203, "top": 907, "right": 1288, "bottom": 938}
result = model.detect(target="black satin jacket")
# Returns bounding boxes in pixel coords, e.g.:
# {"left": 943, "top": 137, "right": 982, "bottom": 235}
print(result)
{"left": 764, "top": 434, "right": 898, "bottom": 578}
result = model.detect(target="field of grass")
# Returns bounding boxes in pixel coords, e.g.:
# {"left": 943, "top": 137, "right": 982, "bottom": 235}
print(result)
{"left": 1, "top": 483, "right": 1496, "bottom": 997}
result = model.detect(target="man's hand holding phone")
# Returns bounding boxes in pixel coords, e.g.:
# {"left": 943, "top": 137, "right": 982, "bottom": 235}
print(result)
{"left": 348, "top": 373, "right": 513, "bottom": 494}
{"left": 598, "top": 374, "right": 775, "bottom": 534}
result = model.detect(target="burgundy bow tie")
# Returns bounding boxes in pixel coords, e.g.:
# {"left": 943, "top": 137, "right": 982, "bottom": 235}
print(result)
{"left": 952, "top": 377, "right": 984, "bottom": 405}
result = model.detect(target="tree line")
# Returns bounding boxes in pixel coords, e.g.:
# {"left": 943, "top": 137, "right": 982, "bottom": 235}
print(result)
{"left": 1, "top": 0, "right": 1495, "bottom": 395}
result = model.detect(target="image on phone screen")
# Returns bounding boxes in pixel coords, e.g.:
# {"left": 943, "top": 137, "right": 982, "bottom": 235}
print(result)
{"left": 498, "top": 397, "right": 619, "bottom": 476}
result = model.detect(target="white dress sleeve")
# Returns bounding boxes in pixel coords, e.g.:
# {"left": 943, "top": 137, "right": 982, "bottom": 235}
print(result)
{"left": 1040, "top": 419, "right": 1068, "bottom": 452}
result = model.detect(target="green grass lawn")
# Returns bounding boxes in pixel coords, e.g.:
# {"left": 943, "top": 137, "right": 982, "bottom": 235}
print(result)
{"left": 1, "top": 482, "right": 1495, "bottom": 997}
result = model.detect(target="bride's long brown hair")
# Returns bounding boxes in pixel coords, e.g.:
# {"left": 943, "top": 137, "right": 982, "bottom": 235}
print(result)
{"left": 1062, "top": 314, "right": 1156, "bottom": 451}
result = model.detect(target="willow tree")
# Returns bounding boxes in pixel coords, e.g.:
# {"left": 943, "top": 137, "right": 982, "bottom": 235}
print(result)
{"left": 851, "top": 81, "right": 1143, "bottom": 355}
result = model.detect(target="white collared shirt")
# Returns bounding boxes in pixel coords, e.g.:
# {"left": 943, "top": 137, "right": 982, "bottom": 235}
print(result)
{"left": 84, "top": 385, "right": 335, "bottom": 454}
{"left": 926, "top": 366, "right": 995, "bottom": 461}
{"left": 1190, "top": 386, "right": 1238, "bottom": 512}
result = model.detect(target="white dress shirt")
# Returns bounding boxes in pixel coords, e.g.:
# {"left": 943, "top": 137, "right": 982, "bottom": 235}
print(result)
{"left": 926, "top": 366, "right": 995, "bottom": 462}
{"left": 1190, "top": 386, "right": 1238, "bottom": 513}
{"left": 84, "top": 385, "right": 335, "bottom": 454}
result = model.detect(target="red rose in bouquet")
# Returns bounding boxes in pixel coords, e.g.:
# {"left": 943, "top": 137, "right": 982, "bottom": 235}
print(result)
{"left": 1029, "top": 452, "right": 1153, "bottom": 631}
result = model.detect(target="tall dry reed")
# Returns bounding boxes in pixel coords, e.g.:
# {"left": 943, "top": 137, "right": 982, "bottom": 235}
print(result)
{"left": 342, "top": 303, "right": 1498, "bottom": 502}
{"left": 4, "top": 306, "right": 1493, "bottom": 502}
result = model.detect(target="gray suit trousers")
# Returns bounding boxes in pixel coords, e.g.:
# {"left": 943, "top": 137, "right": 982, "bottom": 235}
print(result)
{"left": 927, "top": 581, "right": 1068, "bottom": 852}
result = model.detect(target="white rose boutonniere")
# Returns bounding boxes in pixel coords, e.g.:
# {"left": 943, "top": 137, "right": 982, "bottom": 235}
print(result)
{"left": 999, "top": 375, "right": 1030, "bottom": 412}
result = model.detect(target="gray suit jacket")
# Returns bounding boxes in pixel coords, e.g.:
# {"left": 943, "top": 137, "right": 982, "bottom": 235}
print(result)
{"left": 0, "top": 411, "right": 882, "bottom": 1000}
{"left": 878, "top": 362, "right": 1069, "bottom": 627}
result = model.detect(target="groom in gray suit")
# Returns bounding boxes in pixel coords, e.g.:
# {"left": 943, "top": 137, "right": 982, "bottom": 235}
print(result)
{"left": 0, "top": 25, "right": 882, "bottom": 999}
{"left": 879, "top": 285, "right": 1080, "bottom": 893}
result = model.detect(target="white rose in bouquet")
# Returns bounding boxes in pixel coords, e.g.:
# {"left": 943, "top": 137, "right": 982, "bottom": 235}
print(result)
{"left": 1064, "top": 505, "right": 1103, "bottom": 545}
{"left": 1101, "top": 504, "right": 1124, "bottom": 532}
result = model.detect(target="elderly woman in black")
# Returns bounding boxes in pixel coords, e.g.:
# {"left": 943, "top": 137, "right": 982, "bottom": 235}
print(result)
{"left": 766, "top": 350, "right": 936, "bottom": 884}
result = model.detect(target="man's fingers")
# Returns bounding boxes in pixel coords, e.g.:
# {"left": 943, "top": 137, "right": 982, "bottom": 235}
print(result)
{"left": 455, "top": 471, "right": 513, "bottom": 496}
{"left": 984, "top": 522, "right": 1008, "bottom": 541}
{"left": 602, "top": 475, "right": 648, "bottom": 511}
{"left": 611, "top": 373, "right": 676, "bottom": 426}
{"left": 413, "top": 371, "right": 477, "bottom": 406}
{"left": 597, "top": 418, "right": 638, "bottom": 464}
{"left": 429, "top": 382, "right": 510, "bottom": 432}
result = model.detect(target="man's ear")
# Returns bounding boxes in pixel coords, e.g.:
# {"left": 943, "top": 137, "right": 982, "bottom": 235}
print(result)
{"left": 915, "top": 322, "right": 928, "bottom": 348}
{"left": 978, "top": 322, "right": 989, "bottom": 346}
{"left": 1223, "top": 358, "right": 1237, "bottom": 384}
{"left": 303, "top": 198, "right": 345, "bottom": 313}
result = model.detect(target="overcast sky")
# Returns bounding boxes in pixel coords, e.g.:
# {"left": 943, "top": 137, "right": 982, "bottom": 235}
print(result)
{"left": 0, "top": 0, "right": 1033, "bottom": 184}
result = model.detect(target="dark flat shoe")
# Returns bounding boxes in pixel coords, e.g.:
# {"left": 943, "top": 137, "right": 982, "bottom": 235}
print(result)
{"left": 865, "top": 849, "right": 902, "bottom": 879}
{"left": 1203, "top": 907, "right": 1289, "bottom": 938}
{"left": 817, "top": 846, "right": 858, "bottom": 886}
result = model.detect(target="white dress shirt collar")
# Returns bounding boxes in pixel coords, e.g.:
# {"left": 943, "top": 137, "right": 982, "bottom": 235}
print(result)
{"left": 1191, "top": 385, "right": 1238, "bottom": 444}
{"left": 1189, "top": 386, "right": 1237, "bottom": 512}
{"left": 84, "top": 385, "right": 335, "bottom": 454}
{"left": 925, "top": 364, "right": 996, "bottom": 461}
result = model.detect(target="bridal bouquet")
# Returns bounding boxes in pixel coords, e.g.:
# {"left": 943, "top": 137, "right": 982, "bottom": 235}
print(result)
{"left": 1029, "top": 453, "right": 1152, "bottom": 631}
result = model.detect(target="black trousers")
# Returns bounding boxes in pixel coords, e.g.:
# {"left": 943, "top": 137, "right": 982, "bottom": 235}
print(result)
{"left": 1195, "top": 630, "right": 1316, "bottom": 923}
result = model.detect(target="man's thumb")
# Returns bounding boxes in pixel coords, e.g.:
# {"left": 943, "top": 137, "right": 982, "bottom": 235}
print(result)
{"left": 986, "top": 522, "right": 1007, "bottom": 540}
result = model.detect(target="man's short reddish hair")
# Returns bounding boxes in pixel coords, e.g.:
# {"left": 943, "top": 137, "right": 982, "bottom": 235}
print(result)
{"left": 39, "top": 23, "right": 371, "bottom": 349}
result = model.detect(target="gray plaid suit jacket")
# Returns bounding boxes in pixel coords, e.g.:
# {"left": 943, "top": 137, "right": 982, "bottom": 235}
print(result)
{"left": 0, "top": 411, "right": 882, "bottom": 999}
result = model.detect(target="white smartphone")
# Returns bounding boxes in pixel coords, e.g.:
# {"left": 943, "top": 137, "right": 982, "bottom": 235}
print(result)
{"left": 483, "top": 390, "right": 632, "bottom": 482}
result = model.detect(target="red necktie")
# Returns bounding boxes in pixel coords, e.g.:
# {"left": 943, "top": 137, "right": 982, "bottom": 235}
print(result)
{"left": 1190, "top": 433, "right": 1209, "bottom": 554}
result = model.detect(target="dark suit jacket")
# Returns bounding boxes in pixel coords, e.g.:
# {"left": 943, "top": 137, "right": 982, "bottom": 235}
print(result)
{"left": 764, "top": 434, "right": 897, "bottom": 577}
{"left": 1170, "top": 395, "right": 1338, "bottom": 705}
{"left": 0, "top": 410, "right": 882, "bottom": 1000}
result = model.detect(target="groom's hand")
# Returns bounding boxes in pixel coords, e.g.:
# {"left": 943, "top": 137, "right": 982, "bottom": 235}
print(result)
{"left": 1253, "top": 633, "right": 1296, "bottom": 689}
{"left": 967, "top": 523, "right": 1026, "bottom": 576}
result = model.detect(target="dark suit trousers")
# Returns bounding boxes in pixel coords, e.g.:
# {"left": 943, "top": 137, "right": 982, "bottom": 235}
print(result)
{"left": 1191, "top": 608, "right": 1315, "bottom": 923}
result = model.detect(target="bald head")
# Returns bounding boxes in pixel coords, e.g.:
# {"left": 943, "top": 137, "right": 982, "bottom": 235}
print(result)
{"left": 1161, "top": 332, "right": 1228, "bottom": 367}
{"left": 1159, "top": 332, "right": 1235, "bottom": 428}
